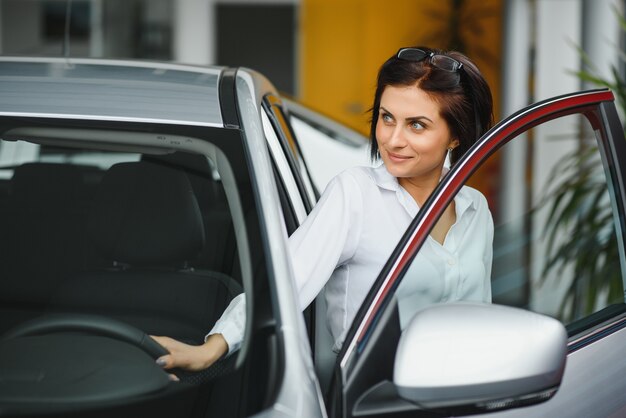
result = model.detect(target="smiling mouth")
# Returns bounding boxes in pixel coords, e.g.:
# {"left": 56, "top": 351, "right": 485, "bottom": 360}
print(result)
{"left": 387, "top": 151, "right": 412, "bottom": 161}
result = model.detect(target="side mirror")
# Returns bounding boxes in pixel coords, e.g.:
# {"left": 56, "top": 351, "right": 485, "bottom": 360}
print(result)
{"left": 394, "top": 303, "right": 567, "bottom": 413}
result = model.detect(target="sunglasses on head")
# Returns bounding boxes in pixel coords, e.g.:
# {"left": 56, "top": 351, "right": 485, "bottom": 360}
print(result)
{"left": 396, "top": 48, "right": 463, "bottom": 73}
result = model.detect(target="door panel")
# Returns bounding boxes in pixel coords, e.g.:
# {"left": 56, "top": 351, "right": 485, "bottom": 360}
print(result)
{"left": 332, "top": 89, "right": 626, "bottom": 418}
{"left": 476, "top": 325, "right": 626, "bottom": 418}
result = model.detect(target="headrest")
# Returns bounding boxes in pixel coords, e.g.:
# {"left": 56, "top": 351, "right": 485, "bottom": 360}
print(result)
{"left": 11, "top": 163, "right": 82, "bottom": 208}
{"left": 142, "top": 152, "right": 225, "bottom": 209}
{"left": 88, "top": 161, "right": 205, "bottom": 266}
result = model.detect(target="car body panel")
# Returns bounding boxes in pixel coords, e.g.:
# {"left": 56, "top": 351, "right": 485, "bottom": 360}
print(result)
{"left": 0, "top": 55, "right": 623, "bottom": 418}
{"left": 331, "top": 89, "right": 626, "bottom": 418}
{"left": 0, "top": 58, "right": 325, "bottom": 418}
{"left": 235, "top": 68, "right": 326, "bottom": 417}
{"left": 0, "top": 57, "right": 223, "bottom": 126}
{"left": 478, "top": 323, "right": 626, "bottom": 418}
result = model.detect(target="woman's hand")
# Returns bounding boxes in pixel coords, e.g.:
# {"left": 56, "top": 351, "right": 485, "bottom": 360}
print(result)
{"left": 151, "top": 334, "right": 228, "bottom": 381}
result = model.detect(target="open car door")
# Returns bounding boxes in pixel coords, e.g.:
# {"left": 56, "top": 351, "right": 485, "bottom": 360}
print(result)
{"left": 328, "top": 89, "right": 626, "bottom": 418}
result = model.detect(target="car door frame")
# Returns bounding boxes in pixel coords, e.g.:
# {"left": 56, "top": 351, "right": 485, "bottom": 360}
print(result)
{"left": 328, "top": 88, "right": 626, "bottom": 418}
{"left": 263, "top": 94, "right": 318, "bottom": 210}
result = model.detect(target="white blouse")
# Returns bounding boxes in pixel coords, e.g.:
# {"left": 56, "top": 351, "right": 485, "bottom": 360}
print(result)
{"left": 209, "top": 164, "right": 494, "bottom": 355}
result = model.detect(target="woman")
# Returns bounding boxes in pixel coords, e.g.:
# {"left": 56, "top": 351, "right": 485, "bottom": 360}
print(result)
{"left": 153, "top": 46, "right": 495, "bottom": 375}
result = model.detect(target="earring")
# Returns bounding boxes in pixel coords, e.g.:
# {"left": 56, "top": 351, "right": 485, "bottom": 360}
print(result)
{"left": 447, "top": 147, "right": 453, "bottom": 161}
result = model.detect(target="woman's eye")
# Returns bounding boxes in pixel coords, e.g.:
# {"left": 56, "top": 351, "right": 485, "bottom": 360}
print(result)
{"left": 410, "top": 121, "right": 425, "bottom": 130}
{"left": 381, "top": 113, "right": 393, "bottom": 123}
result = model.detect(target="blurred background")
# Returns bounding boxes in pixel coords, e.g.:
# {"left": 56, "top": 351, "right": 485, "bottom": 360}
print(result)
{"left": 0, "top": 0, "right": 624, "bottom": 319}
{"left": 0, "top": 0, "right": 622, "bottom": 129}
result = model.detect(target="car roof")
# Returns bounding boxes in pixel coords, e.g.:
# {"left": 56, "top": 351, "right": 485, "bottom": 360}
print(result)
{"left": 0, "top": 57, "right": 225, "bottom": 127}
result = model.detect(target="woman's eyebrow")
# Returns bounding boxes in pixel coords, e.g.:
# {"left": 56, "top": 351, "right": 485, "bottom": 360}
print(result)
{"left": 407, "top": 115, "right": 433, "bottom": 124}
{"left": 379, "top": 106, "right": 394, "bottom": 116}
{"left": 380, "top": 106, "right": 433, "bottom": 123}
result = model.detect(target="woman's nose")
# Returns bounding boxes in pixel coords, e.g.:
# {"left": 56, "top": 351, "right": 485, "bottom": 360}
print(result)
{"left": 387, "top": 126, "right": 406, "bottom": 147}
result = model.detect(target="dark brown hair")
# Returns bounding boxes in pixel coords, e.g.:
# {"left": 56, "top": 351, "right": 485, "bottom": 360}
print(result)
{"left": 369, "top": 47, "right": 494, "bottom": 165}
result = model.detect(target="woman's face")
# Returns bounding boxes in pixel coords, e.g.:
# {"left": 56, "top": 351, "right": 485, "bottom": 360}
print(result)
{"left": 376, "top": 85, "right": 458, "bottom": 182}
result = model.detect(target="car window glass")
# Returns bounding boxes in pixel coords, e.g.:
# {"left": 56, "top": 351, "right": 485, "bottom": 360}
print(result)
{"left": 295, "top": 142, "right": 317, "bottom": 204}
{"left": 396, "top": 112, "right": 626, "bottom": 332}
{"left": 289, "top": 113, "right": 371, "bottom": 191}
{"left": 0, "top": 134, "right": 247, "bottom": 367}
{"left": 281, "top": 116, "right": 317, "bottom": 205}
{"left": 262, "top": 109, "right": 308, "bottom": 224}
{"left": 264, "top": 99, "right": 318, "bottom": 207}
{"left": 0, "top": 141, "right": 40, "bottom": 178}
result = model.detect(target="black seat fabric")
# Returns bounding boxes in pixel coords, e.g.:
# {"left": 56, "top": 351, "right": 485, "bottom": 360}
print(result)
{"left": 0, "top": 163, "right": 99, "bottom": 332}
{"left": 49, "top": 161, "right": 241, "bottom": 342}
{"left": 86, "top": 160, "right": 205, "bottom": 266}
{"left": 142, "top": 153, "right": 239, "bottom": 280}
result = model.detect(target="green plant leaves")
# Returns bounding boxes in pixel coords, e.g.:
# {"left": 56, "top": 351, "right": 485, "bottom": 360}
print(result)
{"left": 541, "top": 10, "right": 626, "bottom": 321}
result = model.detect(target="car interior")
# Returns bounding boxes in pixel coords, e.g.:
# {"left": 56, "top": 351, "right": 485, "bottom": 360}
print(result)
{"left": 0, "top": 125, "right": 277, "bottom": 417}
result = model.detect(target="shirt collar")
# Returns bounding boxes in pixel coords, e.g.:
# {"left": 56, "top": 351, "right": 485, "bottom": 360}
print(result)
{"left": 455, "top": 186, "right": 475, "bottom": 218}
{"left": 371, "top": 163, "right": 476, "bottom": 216}
{"left": 371, "top": 163, "right": 399, "bottom": 192}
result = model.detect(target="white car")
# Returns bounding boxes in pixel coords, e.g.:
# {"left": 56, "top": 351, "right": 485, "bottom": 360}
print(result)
{"left": 0, "top": 58, "right": 623, "bottom": 418}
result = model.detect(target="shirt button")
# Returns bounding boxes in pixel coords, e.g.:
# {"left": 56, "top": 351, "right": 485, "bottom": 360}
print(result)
{"left": 448, "top": 259, "right": 456, "bottom": 266}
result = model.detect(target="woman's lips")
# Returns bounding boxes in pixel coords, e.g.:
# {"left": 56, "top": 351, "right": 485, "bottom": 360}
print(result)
{"left": 387, "top": 151, "right": 412, "bottom": 162}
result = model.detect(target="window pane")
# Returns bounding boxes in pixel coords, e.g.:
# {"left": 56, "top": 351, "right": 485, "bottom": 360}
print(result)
{"left": 0, "top": 135, "right": 245, "bottom": 348}
{"left": 487, "top": 113, "right": 625, "bottom": 324}
{"left": 397, "top": 113, "right": 626, "bottom": 330}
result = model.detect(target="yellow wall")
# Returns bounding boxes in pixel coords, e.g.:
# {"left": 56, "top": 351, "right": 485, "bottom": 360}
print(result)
{"left": 299, "top": 0, "right": 503, "bottom": 201}
{"left": 299, "top": 0, "right": 503, "bottom": 134}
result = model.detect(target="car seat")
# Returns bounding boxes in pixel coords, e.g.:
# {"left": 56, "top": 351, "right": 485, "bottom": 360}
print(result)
{"left": 0, "top": 163, "right": 97, "bottom": 333}
{"left": 48, "top": 160, "right": 241, "bottom": 343}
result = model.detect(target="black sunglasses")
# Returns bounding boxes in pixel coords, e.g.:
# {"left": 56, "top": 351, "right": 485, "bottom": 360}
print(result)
{"left": 396, "top": 48, "right": 463, "bottom": 73}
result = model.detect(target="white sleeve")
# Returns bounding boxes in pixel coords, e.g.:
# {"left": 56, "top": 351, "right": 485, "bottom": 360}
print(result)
{"left": 482, "top": 198, "right": 494, "bottom": 303}
{"left": 205, "top": 293, "right": 245, "bottom": 357}
{"left": 205, "top": 171, "right": 362, "bottom": 357}
{"left": 289, "top": 173, "right": 363, "bottom": 310}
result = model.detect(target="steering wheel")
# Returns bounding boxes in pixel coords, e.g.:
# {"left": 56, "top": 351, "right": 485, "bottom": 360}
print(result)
{"left": 2, "top": 314, "right": 237, "bottom": 386}
{"left": 2, "top": 313, "right": 169, "bottom": 359}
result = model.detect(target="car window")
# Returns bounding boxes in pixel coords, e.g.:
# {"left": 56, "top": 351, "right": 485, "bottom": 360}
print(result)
{"left": 0, "top": 137, "right": 240, "bottom": 300}
{"left": 487, "top": 113, "right": 623, "bottom": 326}
{"left": 0, "top": 141, "right": 40, "bottom": 178}
{"left": 262, "top": 109, "right": 308, "bottom": 225}
{"left": 396, "top": 112, "right": 626, "bottom": 334}
{"left": 263, "top": 95, "right": 318, "bottom": 208}
{"left": 286, "top": 102, "right": 371, "bottom": 192}
{"left": 0, "top": 128, "right": 255, "bottom": 384}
